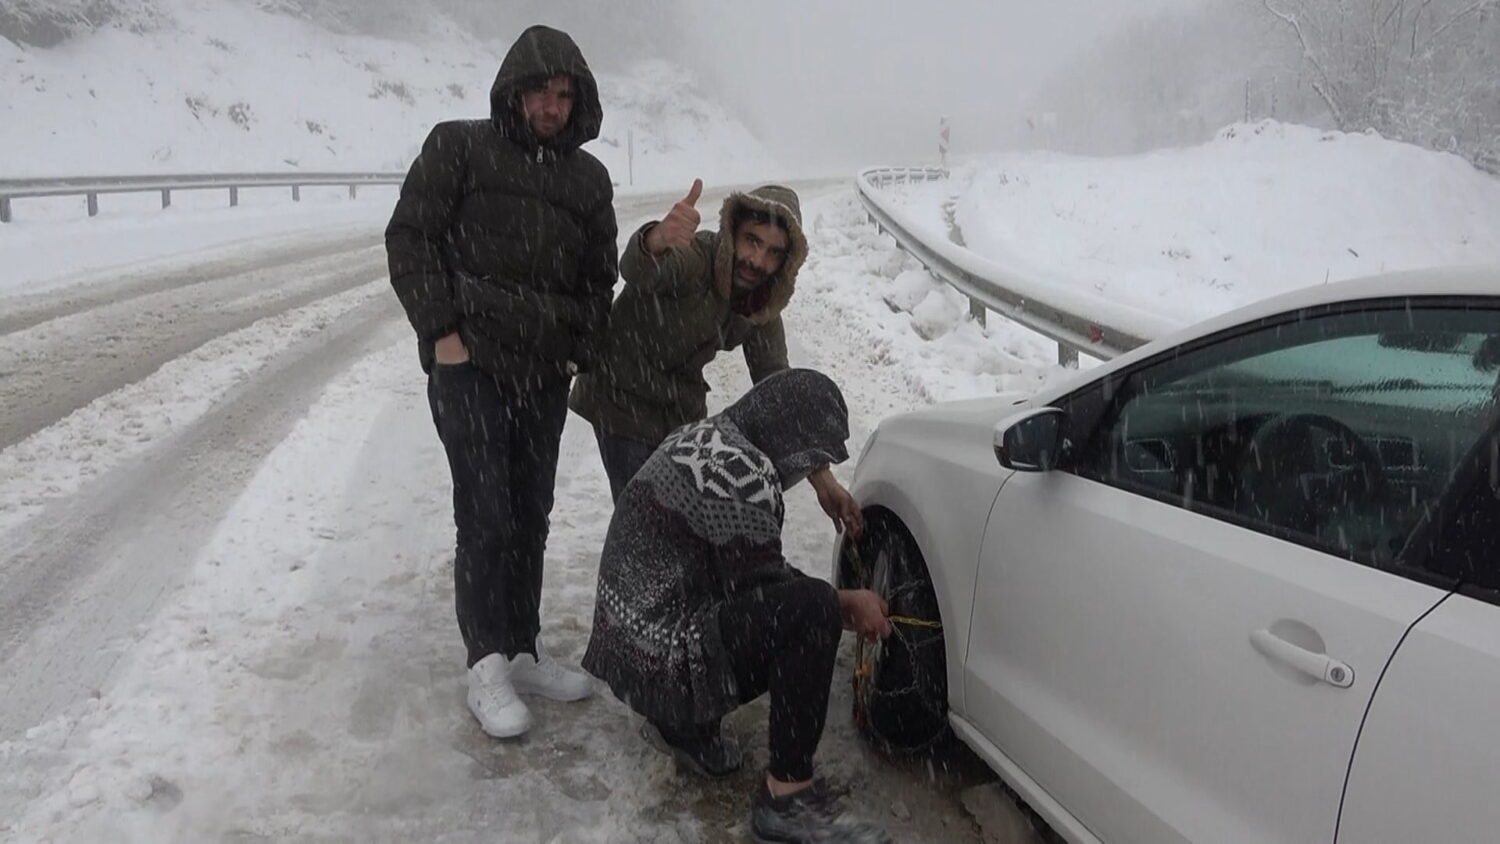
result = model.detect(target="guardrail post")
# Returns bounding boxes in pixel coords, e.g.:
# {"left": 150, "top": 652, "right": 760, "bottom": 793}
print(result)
{"left": 1058, "top": 344, "right": 1080, "bottom": 368}
{"left": 292, "top": 185, "right": 301, "bottom": 202}
{"left": 87, "top": 192, "right": 99, "bottom": 217}
{"left": 0, "top": 196, "right": 10, "bottom": 224}
{"left": 229, "top": 186, "right": 239, "bottom": 208}
{"left": 969, "top": 297, "right": 987, "bottom": 327}
{"left": 161, "top": 189, "right": 171, "bottom": 209}
{"left": 348, "top": 184, "right": 358, "bottom": 200}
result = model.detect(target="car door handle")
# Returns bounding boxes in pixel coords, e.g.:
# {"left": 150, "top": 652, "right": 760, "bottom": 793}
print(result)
{"left": 1250, "top": 629, "right": 1355, "bottom": 688}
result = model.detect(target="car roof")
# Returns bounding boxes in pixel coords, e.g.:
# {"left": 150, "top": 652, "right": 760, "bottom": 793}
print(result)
{"left": 1199, "top": 264, "right": 1495, "bottom": 329}
{"left": 1035, "top": 264, "right": 1500, "bottom": 403}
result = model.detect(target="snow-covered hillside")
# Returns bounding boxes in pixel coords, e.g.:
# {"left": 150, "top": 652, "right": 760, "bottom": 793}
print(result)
{"left": 895, "top": 121, "right": 1500, "bottom": 328}
{"left": 0, "top": 0, "right": 776, "bottom": 187}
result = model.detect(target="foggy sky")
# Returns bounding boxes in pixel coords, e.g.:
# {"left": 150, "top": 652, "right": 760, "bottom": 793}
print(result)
{"left": 675, "top": 0, "right": 1199, "bottom": 168}
{"left": 457, "top": 0, "right": 1201, "bottom": 170}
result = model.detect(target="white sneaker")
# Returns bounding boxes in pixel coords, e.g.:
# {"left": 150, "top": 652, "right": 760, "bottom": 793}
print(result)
{"left": 467, "top": 653, "right": 531, "bottom": 738}
{"left": 508, "top": 644, "right": 595, "bottom": 702}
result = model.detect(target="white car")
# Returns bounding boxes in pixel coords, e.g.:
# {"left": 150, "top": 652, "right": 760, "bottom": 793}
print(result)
{"left": 835, "top": 267, "right": 1500, "bottom": 844}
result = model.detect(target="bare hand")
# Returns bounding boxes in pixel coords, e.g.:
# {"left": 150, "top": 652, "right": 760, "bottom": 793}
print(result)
{"left": 810, "top": 467, "right": 864, "bottom": 539}
{"left": 644, "top": 178, "right": 703, "bottom": 255}
{"left": 840, "top": 589, "right": 891, "bottom": 640}
{"left": 433, "top": 332, "right": 469, "bottom": 365}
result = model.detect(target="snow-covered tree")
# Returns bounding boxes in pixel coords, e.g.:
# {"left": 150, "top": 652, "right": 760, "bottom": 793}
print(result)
{"left": 1262, "top": 0, "right": 1500, "bottom": 165}
{"left": 1019, "top": 0, "right": 1305, "bottom": 155}
{"left": 1019, "top": 0, "right": 1499, "bottom": 169}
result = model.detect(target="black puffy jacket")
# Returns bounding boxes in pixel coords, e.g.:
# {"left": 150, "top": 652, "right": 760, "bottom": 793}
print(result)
{"left": 386, "top": 25, "right": 618, "bottom": 387}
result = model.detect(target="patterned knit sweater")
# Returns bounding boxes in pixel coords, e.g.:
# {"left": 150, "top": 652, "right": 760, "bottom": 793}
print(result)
{"left": 582, "top": 369, "right": 850, "bottom": 726}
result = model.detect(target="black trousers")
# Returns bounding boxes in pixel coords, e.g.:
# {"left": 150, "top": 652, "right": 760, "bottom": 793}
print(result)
{"left": 428, "top": 362, "right": 569, "bottom": 667}
{"left": 592, "top": 424, "right": 659, "bottom": 502}
{"left": 718, "top": 578, "right": 843, "bottom": 782}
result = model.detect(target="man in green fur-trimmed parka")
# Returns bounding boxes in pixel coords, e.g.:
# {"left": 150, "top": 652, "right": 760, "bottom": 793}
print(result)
{"left": 570, "top": 180, "right": 864, "bottom": 539}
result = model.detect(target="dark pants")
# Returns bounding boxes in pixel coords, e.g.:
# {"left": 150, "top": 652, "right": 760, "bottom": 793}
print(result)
{"left": 718, "top": 578, "right": 843, "bottom": 782}
{"left": 592, "top": 424, "right": 659, "bottom": 502}
{"left": 428, "top": 362, "right": 569, "bottom": 667}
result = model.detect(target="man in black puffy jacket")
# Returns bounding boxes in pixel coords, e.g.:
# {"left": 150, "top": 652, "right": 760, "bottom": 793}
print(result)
{"left": 386, "top": 24, "right": 617, "bottom": 739}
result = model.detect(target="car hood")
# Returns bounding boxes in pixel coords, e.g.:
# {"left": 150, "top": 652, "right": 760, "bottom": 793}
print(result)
{"left": 876, "top": 391, "right": 1037, "bottom": 441}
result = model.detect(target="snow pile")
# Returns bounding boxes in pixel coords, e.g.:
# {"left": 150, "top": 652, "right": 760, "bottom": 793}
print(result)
{"left": 920, "top": 121, "right": 1500, "bottom": 327}
{"left": 795, "top": 194, "right": 1062, "bottom": 408}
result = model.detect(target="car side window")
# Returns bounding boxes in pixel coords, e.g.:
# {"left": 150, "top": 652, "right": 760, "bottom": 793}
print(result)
{"left": 1405, "top": 430, "right": 1500, "bottom": 585}
{"left": 1067, "top": 301, "right": 1500, "bottom": 569}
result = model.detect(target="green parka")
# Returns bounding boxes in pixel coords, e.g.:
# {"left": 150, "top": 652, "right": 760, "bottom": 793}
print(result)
{"left": 569, "top": 185, "right": 808, "bottom": 442}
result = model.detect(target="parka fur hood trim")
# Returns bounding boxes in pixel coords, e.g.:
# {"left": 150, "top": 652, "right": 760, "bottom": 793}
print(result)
{"left": 712, "top": 185, "right": 807, "bottom": 325}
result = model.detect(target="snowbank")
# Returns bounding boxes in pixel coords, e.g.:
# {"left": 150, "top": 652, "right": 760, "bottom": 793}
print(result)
{"left": 939, "top": 121, "right": 1500, "bottom": 326}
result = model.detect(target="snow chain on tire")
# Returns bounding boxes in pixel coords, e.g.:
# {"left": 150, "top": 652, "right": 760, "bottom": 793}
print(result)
{"left": 849, "top": 541, "right": 946, "bottom": 750}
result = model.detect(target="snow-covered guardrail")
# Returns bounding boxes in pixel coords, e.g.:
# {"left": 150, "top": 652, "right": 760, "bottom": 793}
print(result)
{"left": 0, "top": 171, "right": 406, "bottom": 224}
{"left": 856, "top": 166, "right": 1179, "bottom": 363}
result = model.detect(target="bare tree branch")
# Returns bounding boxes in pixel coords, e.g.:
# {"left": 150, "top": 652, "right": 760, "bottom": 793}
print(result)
{"left": 1420, "top": 0, "right": 1499, "bottom": 50}
{"left": 1263, "top": 0, "right": 1349, "bottom": 126}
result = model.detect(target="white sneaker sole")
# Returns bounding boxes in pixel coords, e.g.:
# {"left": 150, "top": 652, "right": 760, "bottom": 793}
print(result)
{"left": 467, "top": 688, "right": 531, "bottom": 738}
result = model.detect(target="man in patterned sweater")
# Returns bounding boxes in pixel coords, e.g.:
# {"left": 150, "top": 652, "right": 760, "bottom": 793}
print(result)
{"left": 583, "top": 369, "right": 892, "bottom": 844}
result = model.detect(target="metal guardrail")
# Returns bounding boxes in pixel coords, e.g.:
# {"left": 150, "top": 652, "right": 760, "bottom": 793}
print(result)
{"left": 856, "top": 166, "right": 1181, "bottom": 364}
{"left": 7, "top": 164, "right": 1182, "bottom": 365}
{"left": 0, "top": 171, "right": 406, "bottom": 223}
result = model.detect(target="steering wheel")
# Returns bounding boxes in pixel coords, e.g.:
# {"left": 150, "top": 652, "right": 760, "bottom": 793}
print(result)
{"left": 1237, "top": 412, "right": 1387, "bottom": 536}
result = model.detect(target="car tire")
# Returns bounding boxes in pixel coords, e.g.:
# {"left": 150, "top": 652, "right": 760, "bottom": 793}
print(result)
{"left": 846, "top": 516, "right": 950, "bottom": 754}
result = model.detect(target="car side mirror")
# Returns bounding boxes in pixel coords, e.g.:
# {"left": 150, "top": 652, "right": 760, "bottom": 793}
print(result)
{"left": 994, "top": 408, "right": 1065, "bottom": 472}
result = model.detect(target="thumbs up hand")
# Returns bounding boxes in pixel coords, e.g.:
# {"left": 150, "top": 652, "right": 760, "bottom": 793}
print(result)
{"left": 644, "top": 178, "right": 704, "bottom": 255}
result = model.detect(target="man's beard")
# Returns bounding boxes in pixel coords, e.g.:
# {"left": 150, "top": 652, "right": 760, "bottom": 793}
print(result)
{"left": 733, "top": 260, "right": 768, "bottom": 289}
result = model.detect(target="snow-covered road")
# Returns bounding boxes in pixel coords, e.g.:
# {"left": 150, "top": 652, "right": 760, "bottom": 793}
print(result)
{"left": 0, "top": 184, "right": 1058, "bottom": 842}
{"left": 0, "top": 233, "right": 387, "bottom": 450}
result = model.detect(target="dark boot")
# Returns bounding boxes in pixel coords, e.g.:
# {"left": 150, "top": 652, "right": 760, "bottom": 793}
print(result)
{"left": 641, "top": 720, "right": 743, "bottom": 778}
{"left": 750, "top": 780, "right": 891, "bottom": 844}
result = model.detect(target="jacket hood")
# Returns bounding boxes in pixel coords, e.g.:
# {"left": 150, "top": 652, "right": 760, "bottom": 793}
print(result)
{"left": 712, "top": 185, "right": 807, "bottom": 324}
{"left": 490, "top": 25, "right": 603, "bottom": 153}
{"left": 721, "top": 368, "right": 849, "bottom": 488}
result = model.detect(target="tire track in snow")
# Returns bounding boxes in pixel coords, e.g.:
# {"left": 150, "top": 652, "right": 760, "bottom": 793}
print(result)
{"left": 0, "top": 287, "right": 404, "bottom": 740}
{"left": 0, "top": 230, "right": 383, "bottom": 338}
{"left": 0, "top": 244, "right": 388, "bottom": 449}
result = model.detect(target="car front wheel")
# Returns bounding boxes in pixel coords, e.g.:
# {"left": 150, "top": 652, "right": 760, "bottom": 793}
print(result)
{"left": 845, "top": 516, "right": 949, "bottom": 753}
